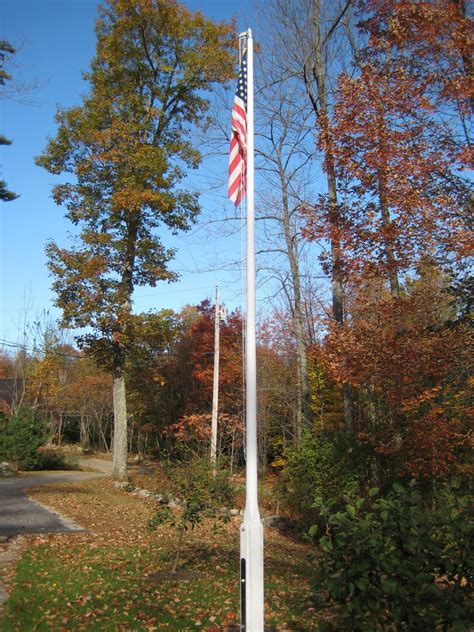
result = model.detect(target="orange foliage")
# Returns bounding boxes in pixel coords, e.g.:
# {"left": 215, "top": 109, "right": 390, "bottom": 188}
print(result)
{"left": 170, "top": 412, "right": 243, "bottom": 444}
{"left": 318, "top": 272, "right": 472, "bottom": 478}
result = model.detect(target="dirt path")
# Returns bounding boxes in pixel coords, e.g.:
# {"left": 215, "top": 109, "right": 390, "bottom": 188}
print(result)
{"left": 76, "top": 456, "right": 113, "bottom": 475}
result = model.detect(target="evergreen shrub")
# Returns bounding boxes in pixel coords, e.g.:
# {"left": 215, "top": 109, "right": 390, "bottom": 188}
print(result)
{"left": 0, "top": 406, "right": 66, "bottom": 471}
{"left": 0, "top": 406, "right": 48, "bottom": 470}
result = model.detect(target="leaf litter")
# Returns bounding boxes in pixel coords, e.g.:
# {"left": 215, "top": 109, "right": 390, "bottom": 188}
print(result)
{"left": 1, "top": 477, "right": 321, "bottom": 630}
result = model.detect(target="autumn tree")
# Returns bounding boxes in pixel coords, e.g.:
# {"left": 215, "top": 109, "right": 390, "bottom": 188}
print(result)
{"left": 62, "top": 356, "right": 113, "bottom": 451}
{"left": 301, "top": 0, "right": 472, "bottom": 483}
{"left": 262, "top": 0, "right": 358, "bottom": 427}
{"left": 257, "top": 314, "right": 308, "bottom": 466}
{"left": 187, "top": 302, "right": 243, "bottom": 416}
{"left": 254, "top": 58, "right": 316, "bottom": 436}
{"left": 37, "top": 0, "right": 235, "bottom": 480}
{"left": 0, "top": 350, "right": 15, "bottom": 379}
{"left": 362, "top": 0, "right": 473, "bottom": 159}
{"left": 306, "top": 0, "right": 473, "bottom": 293}
{"left": 164, "top": 301, "right": 244, "bottom": 467}
{"left": 357, "top": 0, "right": 473, "bottom": 302}
{"left": 123, "top": 304, "right": 206, "bottom": 454}
{"left": 320, "top": 265, "right": 472, "bottom": 480}
{"left": 125, "top": 309, "right": 180, "bottom": 452}
{"left": 0, "top": 40, "right": 18, "bottom": 202}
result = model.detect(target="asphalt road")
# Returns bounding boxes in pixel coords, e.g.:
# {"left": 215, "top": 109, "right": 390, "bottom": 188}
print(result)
{"left": 0, "top": 472, "right": 104, "bottom": 537}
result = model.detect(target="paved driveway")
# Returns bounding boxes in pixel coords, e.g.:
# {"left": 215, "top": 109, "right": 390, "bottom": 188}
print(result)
{"left": 0, "top": 472, "right": 104, "bottom": 537}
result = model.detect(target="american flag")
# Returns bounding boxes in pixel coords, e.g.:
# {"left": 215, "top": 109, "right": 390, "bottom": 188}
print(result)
{"left": 228, "top": 52, "right": 248, "bottom": 206}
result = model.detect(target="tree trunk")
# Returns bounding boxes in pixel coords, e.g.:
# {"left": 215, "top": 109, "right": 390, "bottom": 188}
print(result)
{"left": 278, "top": 159, "right": 312, "bottom": 433}
{"left": 98, "top": 418, "right": 110, "bottom": 452}
{"left": 112, "top": 373, "right": 128, "bottom": 481}
{"left": 308, "top": 0, "right": 352, "bottom": 428}
{"left": 172, "top": 524, "right": 186, "bottom": 573}
{"left": 110, "top": 210, "right": 139, "bottom": 481}
{"left": 57, "top": 413, "right": 63, "bottom": 446}
{"left": 379, "top": 186, "right": 401, "bottom": 300}
{"left": 79, "top": 411, "right": 90, "bottom": 451}
{"left": 375, "top": 94, "right": 400, "bottom": 300}
{"left": 373, "top": 90, "right": 404, "bottom": 440}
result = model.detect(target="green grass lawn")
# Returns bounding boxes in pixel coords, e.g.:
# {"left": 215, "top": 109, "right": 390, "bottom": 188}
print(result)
{"left": 0, "top": 478, "right": 322, "bottom": 631}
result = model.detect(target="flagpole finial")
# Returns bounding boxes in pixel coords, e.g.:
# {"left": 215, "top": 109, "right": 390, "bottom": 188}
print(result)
{"left": 238, "top": 29, "right": 252, "bottom": 40}
{"left": 238, "top": 32, "right": 248, "bottom": 65}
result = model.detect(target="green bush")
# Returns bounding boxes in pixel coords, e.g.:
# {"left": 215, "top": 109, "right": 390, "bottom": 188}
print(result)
{"left": 37, "top": 449, "right": 69, "bottom": 471}
{"left": 279, "top": 430, "right": 368, "bottom": 529}
{"left": 0, "top": 406, "right": 48, "bottom": 470}
{"left": 312, "top": 481, "right": 473, "bottom": 631}
{"left": 0, "top": 407, "right": 69, "bottom": 471}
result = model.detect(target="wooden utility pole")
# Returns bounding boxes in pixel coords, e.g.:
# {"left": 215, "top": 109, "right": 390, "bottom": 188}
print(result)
{"left": 211, "top": 286, "right": 220, "bottom": 469}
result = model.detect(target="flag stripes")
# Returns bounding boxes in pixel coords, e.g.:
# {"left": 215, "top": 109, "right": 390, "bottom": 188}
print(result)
{"left": 228, "top": 53, "right": 248, "bottom": 206}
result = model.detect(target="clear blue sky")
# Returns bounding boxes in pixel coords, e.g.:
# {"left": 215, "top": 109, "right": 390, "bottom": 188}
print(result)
{"left": 0, "top": 0, "right": 257, "bottom": 345}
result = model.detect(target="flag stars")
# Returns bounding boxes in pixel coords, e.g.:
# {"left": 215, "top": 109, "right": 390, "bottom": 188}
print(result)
{"left": 236, "top": 55, "right": 247, "bottom": 106}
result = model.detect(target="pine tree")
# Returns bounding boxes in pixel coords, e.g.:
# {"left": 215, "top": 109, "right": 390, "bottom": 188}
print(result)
{"left": 0, "top": 40, "right": 18, "bottom": 202}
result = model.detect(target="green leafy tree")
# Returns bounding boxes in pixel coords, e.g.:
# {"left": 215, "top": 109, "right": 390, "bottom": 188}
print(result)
{"left": 36, "top": 0, "right": 235, "bottom": 480}
{"left": 0, "top": 40, "right": 18, "bottom": 202}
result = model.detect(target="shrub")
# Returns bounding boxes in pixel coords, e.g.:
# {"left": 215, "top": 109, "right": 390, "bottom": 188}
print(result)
{"left": 279, "top": 430, "right": 368, "bottom": 529}
{"left": 312, "top": 481, "right": 473, "bottom": 630}
{"left": 37, "top": 448, "right": 68, "bottom": 471}
{"left": 0, "top": 406, "right": 48, "bottom": 470}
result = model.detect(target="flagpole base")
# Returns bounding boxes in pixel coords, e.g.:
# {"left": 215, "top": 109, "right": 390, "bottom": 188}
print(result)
{"left": 240, "top": 514, "right": 264, "bottom": 632}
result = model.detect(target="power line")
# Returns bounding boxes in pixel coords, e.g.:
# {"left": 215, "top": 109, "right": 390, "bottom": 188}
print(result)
{"left": 0, "top": 338, "right": 83, "bottom": 360}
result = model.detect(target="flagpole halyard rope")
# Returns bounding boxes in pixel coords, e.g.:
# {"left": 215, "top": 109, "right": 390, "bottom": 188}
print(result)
{"left": 241, "top": 191, "right": 247, "bottom": 462}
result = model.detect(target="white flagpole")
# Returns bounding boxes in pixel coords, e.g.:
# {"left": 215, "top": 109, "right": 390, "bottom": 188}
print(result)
{"left": 240, "top": 27, "right": 264, "bottom": 632}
